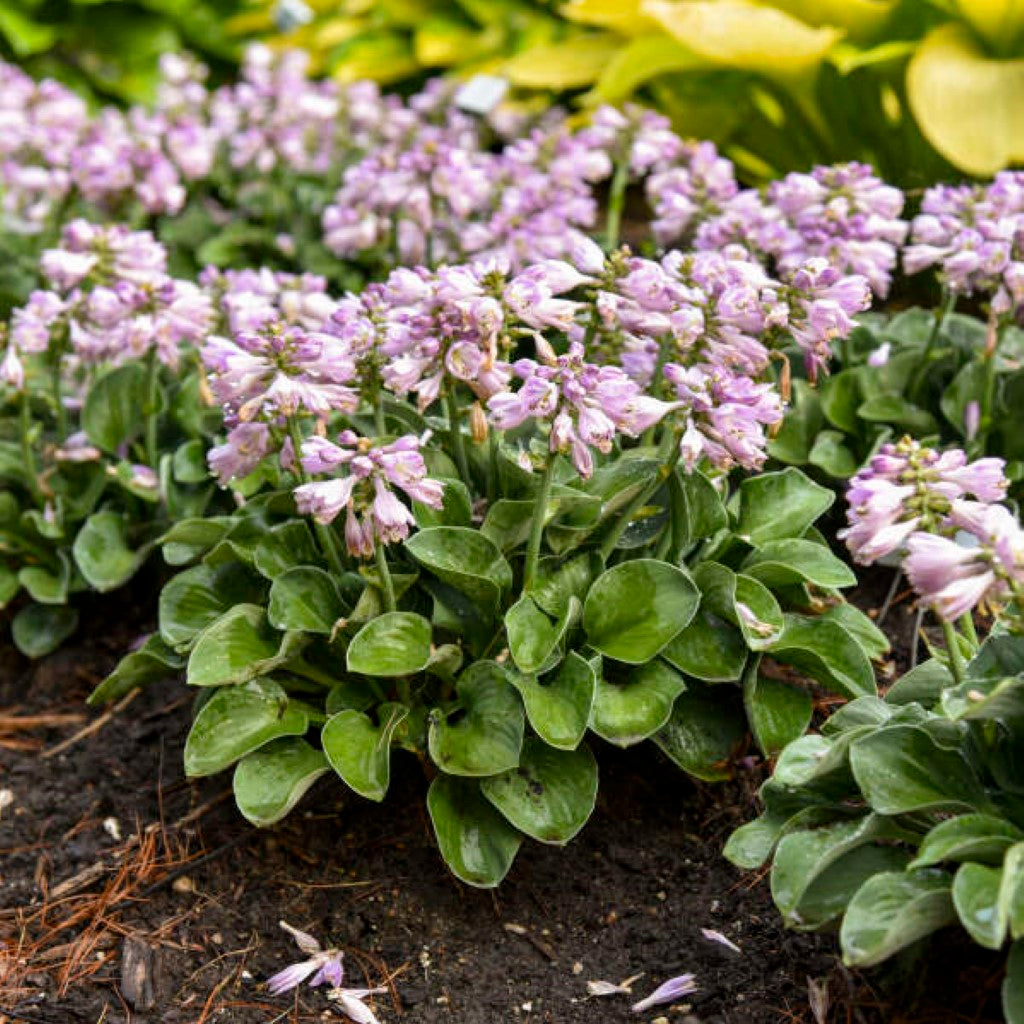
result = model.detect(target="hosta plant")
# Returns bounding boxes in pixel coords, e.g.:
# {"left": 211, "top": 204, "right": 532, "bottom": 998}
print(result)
{"left": 728, "top": 446, "right": 1024, "bottom": 1021}
{"left": 93, "top": 247, "right": 884, "bottom": 887}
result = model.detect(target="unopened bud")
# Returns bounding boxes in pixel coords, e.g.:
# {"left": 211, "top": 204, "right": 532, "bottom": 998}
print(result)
{"left": 469, "top": 401, "right": 489, "bottom": 444}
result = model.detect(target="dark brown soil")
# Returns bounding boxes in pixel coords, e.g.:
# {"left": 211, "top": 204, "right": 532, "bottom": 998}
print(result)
{"left": 0, "top": 582, "right": 1005, "bottom": 1024}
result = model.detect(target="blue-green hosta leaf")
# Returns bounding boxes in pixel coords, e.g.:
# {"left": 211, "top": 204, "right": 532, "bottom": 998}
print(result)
{"left": 819, "top": 603, "right": 890, "bottom": 661}
{"left": 481, "top": 738, "right": 598, "bottom": 846}
{"left": 159, "top": 561, "right": 265, "bottom": 651}
{"left": 768, "top": 615, "right": 876, "bottom": 699}
{"left": 268, "top": 567, "right": 348, "bottom": 635}
{"left": 734, "top": 468, "right": 834, "bottom": 545}
{"left": 89, "top": 634, "right": 184, "bottom": 705}
{"left": 347, "top": 612, "right": 433, "bottom": 677}
{"left": 507, "top": 652, "right": 596, "bottom": 751}
{"left": 321, "top": 703, "right": 409, "bottom": 801}
{"left": 694, "top": 562, "right": 785, "bottom": 651}
{"left": 1003, "top": 844, "right": 1024, "bottom": 942}
{"left": 18, "top": 551, "right": 71, "bottom": 605}
{"left": 850, "top": 724, "right": 991, "bottom": 815}
{"left": 743, "top": 666, "right": 812, "bottom": 756}
{"left": 742, "top": 539, "right": 856, "bottom": 590}
{"left": 653, "top": 683, "right": 747, "bottom": 782}
{"left": 414, "top": 477, "right": 472, "bottom": 528}
{"left": 840, "top": 870, "right": 956, "bottom": 968}
{"left": 583, "top": 559, "right": 698, "bottom": 664}
{"left": 531, "top": 551, "right": 603, "bottom": 619}
{"left": 0, "top": 562, "right": 20, "bottom": 608}
{"left": 505, "top": 594, "right": 580, "bottom": 674}
{"left": 429, "top": 661, "right": 524, "bottom": 777}
{"left": 911, "top": 815, "right": 1024, "bottom": 870}
{"left": 427, "top": 775, "right": 522, "bottom": 888}
{"left": 884, "top": 658, "right": 952, "bottom": 708}
{"left": 160, "top": 517, "right": 233, "bottom": 566}
{"left": 233, "top": 737, "right": 329, "bottom": 826}
{"left": 660, "top": 604, "right": 747, "bottom": 682}
{"left": 73, "top": 512, "right": 152, "bottom": 592}
{"left": 771, "top": 816, "right": 908, "bottom": 928}
{"left": 808, "top": 430, "right": 860, "bottom": 479}
{"left": 253, "top": 520, "right": 320, "bottom": 579}
{"left": 82, "top": 363, "right": 149, "bottom": 452}
{"left": 672, "top": 468, "right": 728, "bottom": 545}
{"left": 12, "top": 603, "right": 78, "bottom": 658}
{"left": 589, "top": 659, "right": 686, "bottom": 748}
{"left": 405, "top": 526, "right": 511, "bottom": 613}
{"left": 187, "top": 604, "right": 303, "bottom": 688}
{"left": 953, "top": 862, "right": 1008, "bottom": 949}
{"left": 1005, "top": 939, "right": 1024, "bottom": 1024}
{"left": 184, "top": 678, "right": 309, "bottom": 777}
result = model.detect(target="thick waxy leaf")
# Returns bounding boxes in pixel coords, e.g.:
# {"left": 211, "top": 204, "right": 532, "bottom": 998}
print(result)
{"left": 0, "top": 563, "right": 19, "bottom": 608}
{"left": 253, "top": 521, "right": 320, "bottom": 579}
{"left": 694, "top": 562, "right": 785, "bottom": 651}
{"left": 184, "top": 678, "right": 309, "bottom": 777}
{"left": 734, "top": 469, "right": 834, "bottom": 546}
{"left": 809, "top": 430, "right": 860, "bottom": 478}
{"left": 82, "top": 363, "right": 149, "bottom": 452}
{"left": 89, "top": 634, "right": 184, "bottom": 705}
{"left": 653, "top": 684, "right": 747, "bottom": 781}
{"left": 268, "top": 567, "right": 348, "bottom": 635}
{"left": 953, "top": 862, "right": 1007, "bottom": 949}
{"left": 590, "top": 660, "right": 686, "bottom": 747}
{"left": 233, "top": 737, "right": 329, "bottom": 826}
{"left": 850, "top": 725, "right": 990, "bottom": 815}
{"left": 405, "top": 527, "right": 511, "bottom": 612}
{"left": 502, "top": 32, "right": 621, "bottom": 89}
{"left": 429, "top": 661, "right": 524, "bottom": 776}
{"left": 911, "top": 815, "right": 1024, "bottom": 869}
{"left": 583, "top": 560, "right": 698, "bottom": 664}
{"left": 744, "top": 668, "right": 812, "bottom": 756}
{"left": 159, "top": 562, "right": 263, "bottom": 650}
{"left": 322, "top": 703, "right": 409, "bottom": 801}
{"left": 347, "top": 612, "right": 432, "bottom": 677}
{"left": 742, "top": 539, "right": 856, "bottom": 589}
{"left": 19, "top": 552, "right": 70, "bottom": 605}
{"left": 161, "top": 517, "right": 233, "bottom": 566}
{"left": 505, "top": 594, "right": 579, "bottom": 674}
{"left": 12, "top": 603, "right": 78, "bottom": 658}
{"left": 507, "top": 653, "right": 596, "bottom": 751}
{"left": 427, "top": 775, "right": 522, "bottom": 888}
{"left": 673, "top": 468, "right": 728, "bottom": 545}
{"left": 1005, "top": 940, "right": 1024, "bottom": 1024}
{"left": 820, "top": 603, "right": 889, "bottom": 661}
{"left": 73, "top": 512, "right": 151, "bottom": 592}
{"left": 840, "top": 871, "right": 956, "bottom": 968}
{"left": 660, "top": 606, "right": 747, "bottom": 682}
{"left": 768, "top": 615, "right": 876, "bottom": 699}
{"left": 908, "top": 23, "right": 1024, "bottom": 176}
{"left": 414, "top": 477, "right": 472, "bottom": 528}
{"left": 590, "top": 33, "right": 702, "bottom": 103}
{"left": 531, "top": 552, "right": 602, "bottom": 619}
{"left": 885, "top": 658, "right": 952, "bottom": 708}
{"left": 772, "top": 817, "right": 910, "bottom": 929}
{"left": 188, "top": 604, "right": 300, "bottom": 688}
{"left": 481, "top": 738, "right": 598, "bottom": 845}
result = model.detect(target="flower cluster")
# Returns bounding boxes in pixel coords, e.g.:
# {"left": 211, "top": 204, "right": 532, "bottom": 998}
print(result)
{"left": 294, "top": 431, "right": 444, "bottom": 555}
{"left": 6, "top": 220, "right": 212, "bottom": 382}
{"left": 840, "top": 438, "right": 1023, "bottom": 620}
{"left": 905, "top": 172, "right": 1024, "bottom": 319}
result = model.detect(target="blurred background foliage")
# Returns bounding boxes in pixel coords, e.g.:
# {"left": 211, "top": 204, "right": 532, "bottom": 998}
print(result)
{"left": 5, "top": 0, "right": 1024, "bottom": 183}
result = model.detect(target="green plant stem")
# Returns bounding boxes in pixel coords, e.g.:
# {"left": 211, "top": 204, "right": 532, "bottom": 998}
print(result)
{"left": 375, "top": 541, "right": 397, "bottom": 612}
{"left": 599, "top": 433, "right": 681, "bottom": 561}
{"left": 144, "top": 348, "right": 160, "bottom": 470}
{"left": 958, "top": 611, "right": 979, "bottom": 650}
{"left": 50, "top": 340, "right": 67, "bottom": 441}
{"left": 977, "top": 317, "right": 1003, "bottom": 453}
{"left": 604, "top": 159, "right": 629, "bottom": 251}
{"left": 445, "top": 388, "right": 471, "bottom": 486}
{"left": 19, "top": 390, "right": 41, "bottom": 503}
{"left": 942, "top": 619, "right": 967, "bottom": 686}
{"left": 287, "top": 416, "right": 346, "bottom": 578}
{"left": 487, "top": 429, "right": 499, "bottom": 502}
{"left": 524, "top": 458, "right": 556, "bottom": 592}
{"left": 909, "top": 290, "right": 955, "bottom": 404}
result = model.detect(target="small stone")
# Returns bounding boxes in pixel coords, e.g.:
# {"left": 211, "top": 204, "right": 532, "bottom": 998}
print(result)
{"left": 171, "top": 875, "right": 195, "bottom": 894}
{"left": 522, "top": 1001, "right": 533, "bottom": 1012}
{"left": 102, "top": 817, "right": 121, "bottom": 841}
{"left": 572, "top": 961, "right": 584, "bottom": 975}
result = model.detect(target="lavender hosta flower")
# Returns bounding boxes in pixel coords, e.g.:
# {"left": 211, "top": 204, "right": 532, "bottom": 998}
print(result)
{"left": 503, "top": 260, "right": 592, "bottom": 333}
{"left": 329, "top": 985, "right": 389, "bottom": 1024}
{"left": 839, "top": 439, "right": 1010, "bottom": 566}
{"left": 631, "top": 974, "right": 698, "bottom": 1013}
{"left": 664, "top": 363, "right": 783, "bottom": 474}
{"left": 0, "top": 343, "right": 24, "bottom": 390}
{"left": 203, "top": 321, "right": 358, "bottom": 424}
{"left": 207, "top": 423, "right": 271, "bottom": 485}
{"left": 294, "top": 432, "right": 444, "bottom": 556}
{"left": 267, "top": 920, "right": 345, "bottom": 996}
{"left": 578, "top": 104, "right": 683, "bottom": 178}
{"left": 487, "top": 342, "right": 674, "bottom": 479}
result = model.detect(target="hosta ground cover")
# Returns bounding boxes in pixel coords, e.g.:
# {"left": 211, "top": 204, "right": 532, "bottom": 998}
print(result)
{"left": 0, "top": 577, "right": 1006, "bottom": 1024}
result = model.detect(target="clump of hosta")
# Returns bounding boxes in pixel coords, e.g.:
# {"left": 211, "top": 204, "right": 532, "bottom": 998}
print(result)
{"left": 93, "top": 235, "right": 884, "bottom": 889}
{"left": 729, "top": 500, "right": 1024, "bottom": 1024}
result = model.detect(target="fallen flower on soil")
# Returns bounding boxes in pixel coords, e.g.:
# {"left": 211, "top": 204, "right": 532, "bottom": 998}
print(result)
{"left": 700, "top": 928, "right": 741, "bottom": 954}
{"left": 631, "top": 973, "right": 699, "bottom": 1013}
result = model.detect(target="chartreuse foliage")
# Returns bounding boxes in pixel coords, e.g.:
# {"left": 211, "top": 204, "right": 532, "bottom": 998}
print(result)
{"left": 96, "top": 454, "right": 881, "bottom": 887}
{"left": 728, "top": 629, "right": 1024, "bottom": 1022}
{"left": 770, "top": 306, "right": 1024, "bottom": 492}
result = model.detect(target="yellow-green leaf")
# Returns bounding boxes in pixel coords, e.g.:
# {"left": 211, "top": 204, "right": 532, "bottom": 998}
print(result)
{"left": 907, "top": 23, "right": 1024, "bottom": 175}
{"left": 755, "top": 0, "right": 897, "bottom": 42}
{"left": 587, "top": 33, "right": 703, "bottom": 103}
{"left": 560, "top": 0, "right": 658, "bottom": 36}
{"left": 642, "top": 0, "right": 843, "bottom": 83}
{"left": 502, "top": 32, "right": 622, "bottom": 89}
{"left": 955, "top": 0, "right": 1024, "bottom": 56}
